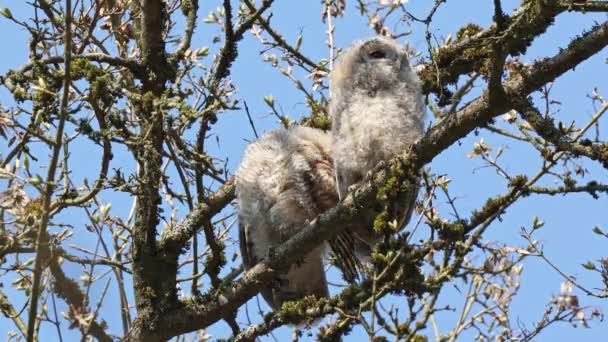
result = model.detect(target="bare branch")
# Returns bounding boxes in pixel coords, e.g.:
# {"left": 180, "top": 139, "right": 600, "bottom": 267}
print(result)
{"left": 27, "top": 1, "right": 74, "bottom": 338}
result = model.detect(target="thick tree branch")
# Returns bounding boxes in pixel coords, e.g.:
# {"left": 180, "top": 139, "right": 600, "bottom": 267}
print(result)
{"left": 128, "top": 2, "right": 178, "bottom": 340}
{"left": 139, "top": 0, "right": 166, "bottom": 70}
{"left": 419, "top": 0, "right": 574, "bottom": 95}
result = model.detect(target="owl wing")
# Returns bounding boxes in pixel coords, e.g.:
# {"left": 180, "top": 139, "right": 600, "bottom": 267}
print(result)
{"left": 329, "top": 168, "right": 366, "bottom": 282}
{"left": 238, "top": 222, "right": 255, "bottom": 268}
{"left": 396, "top": 182, "right": 419, "bottom": 231}
{"left": 328, "top": 231, "right": 361, "bottom": 282}
{"left": 288, "top": 129, "right": 365, "bottom": 283}
{"left": 238, "top": 221, "right": 275, "bottom": 305}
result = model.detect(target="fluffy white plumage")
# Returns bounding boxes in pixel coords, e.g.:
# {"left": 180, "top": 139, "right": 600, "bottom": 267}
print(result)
{"left": 329, "top": 36, "right": 425, "bottom": 278}
{"left": 236, "top": 126, "right": 337, "bottom": 309}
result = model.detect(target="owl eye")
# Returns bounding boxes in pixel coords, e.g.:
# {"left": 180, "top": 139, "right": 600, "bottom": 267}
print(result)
{"left": 368, "top": 50, "right": 387, "bottom": 59}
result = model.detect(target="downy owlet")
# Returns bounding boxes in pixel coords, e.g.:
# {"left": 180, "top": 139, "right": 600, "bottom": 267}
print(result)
{"left": 236, "top": 126, "right": 338, "bottom": 309}
{"left": 329, "top": 36, "right": 425, "bottom": 280}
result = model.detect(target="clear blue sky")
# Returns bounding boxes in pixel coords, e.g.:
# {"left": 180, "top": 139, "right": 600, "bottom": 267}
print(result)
{"left": 0, "top": 1, "right": 607, "bottom": 341}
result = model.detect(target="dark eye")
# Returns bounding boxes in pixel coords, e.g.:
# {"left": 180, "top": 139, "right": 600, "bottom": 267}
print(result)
{"left": 369, "top": 50, "right": 386, "bottom": 59}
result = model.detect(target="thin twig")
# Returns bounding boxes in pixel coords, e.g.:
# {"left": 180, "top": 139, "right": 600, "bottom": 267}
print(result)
{"left": 27, "top": 0, "right": 73, "bottom": 339}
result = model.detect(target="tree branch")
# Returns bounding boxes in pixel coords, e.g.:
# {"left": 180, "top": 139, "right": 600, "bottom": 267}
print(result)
{"left": 559, "top": 0, "right": 608, "bottom": 12}
{"left": 139, "top": 0, "right": 167, "bottom": 70}
{"left": 242, "top": 0, "right": 320, "bottom": 71}
{"left": 27, "top": 1, "right": 73, "bottom": 338}
{"left": 176, "top": 0, "right": 199, "bottom": 58}
{"left": 210, "top": 0, "right": 274, "bottom": 87}
{"left": 160, "top": 179, "right": 235, "bottom": 251}
{"left": 0, "top": 290, "right": 28, "bottom": 339}
{"left": 514, "top": 98, "right": 608, "bottom": 168}
{"left": 48, "top": 255, "right": 113, "bottom": 342}
{"left": 51, "top": 96, "right": 113, "bottom": 212}
{"left": 419, "top": 0, "right": 573, "bottom": 95}
{"left": 10, "top": 54, "right": 143, "bottom": 77}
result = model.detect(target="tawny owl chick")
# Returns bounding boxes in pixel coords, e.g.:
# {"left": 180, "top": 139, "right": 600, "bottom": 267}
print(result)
{"left": 236, "top": 126, "right": 338, "bottom": 309}
{"left": 329, "top": 37, "right": 425, "bottom": 278}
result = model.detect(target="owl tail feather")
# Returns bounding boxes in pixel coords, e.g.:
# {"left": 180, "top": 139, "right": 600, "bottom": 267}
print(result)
{"left": 328, "top": 231, "right": 363, "bottom": 283}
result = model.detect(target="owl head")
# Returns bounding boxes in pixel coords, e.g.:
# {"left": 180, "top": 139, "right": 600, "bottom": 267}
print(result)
{"left": 330, "top": 36, "right": 417, "bottom": 97}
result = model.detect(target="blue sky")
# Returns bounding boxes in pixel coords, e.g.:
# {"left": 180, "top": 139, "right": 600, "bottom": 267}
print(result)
{"left": 0, "top": 0, "right": 607, "bottom": 341}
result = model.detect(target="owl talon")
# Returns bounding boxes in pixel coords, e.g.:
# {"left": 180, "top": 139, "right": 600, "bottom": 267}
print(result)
{"left": 365, "top": 169, "right": 375, "bottom": 181}
{"left": 347, "top": 184, "right": 366, "bottom": 208}
{"left": 347, "top": 184, "right": 358, "bottom": 195}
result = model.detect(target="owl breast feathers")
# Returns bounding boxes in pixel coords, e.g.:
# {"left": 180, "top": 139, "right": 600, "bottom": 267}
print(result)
{"left": 328, "top": 36, "right": 425, "bottom": 279}
{"left": 236, "top": 126, "right": 338, "bottom": 309}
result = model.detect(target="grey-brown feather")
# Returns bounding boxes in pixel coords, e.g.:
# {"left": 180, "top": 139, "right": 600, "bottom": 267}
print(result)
{"left": 236, "top": 126, "right": 338, "bottom": 309}
{"left": 329, "top": 36, "right": 425, "bottom": 278}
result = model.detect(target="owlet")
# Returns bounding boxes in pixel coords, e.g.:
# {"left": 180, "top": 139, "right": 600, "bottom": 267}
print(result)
{"left": 329, "top": 36, "right": 425, "bottom": 280}
{"left": 236, "top": 126, "right": 338, "bottom": 309}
